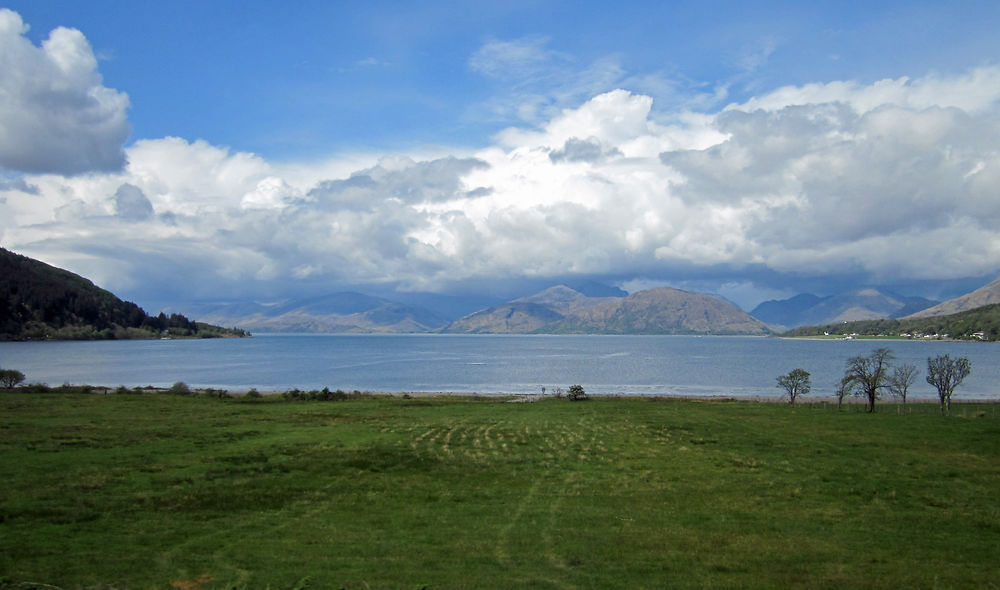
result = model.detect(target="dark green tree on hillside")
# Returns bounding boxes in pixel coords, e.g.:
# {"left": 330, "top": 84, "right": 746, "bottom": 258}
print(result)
{"left": 926, "top": 355, "right": 971, "bottom": 416}
{"left": 776, "top": 368, "right": 811, "bottom": 405}
{"left": 840, "top": 348, "right": 894, "bottom": 413}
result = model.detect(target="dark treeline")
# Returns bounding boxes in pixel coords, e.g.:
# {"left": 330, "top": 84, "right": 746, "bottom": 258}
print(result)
{"left": 1, "top": 247, "right": 247, "bottom": 340}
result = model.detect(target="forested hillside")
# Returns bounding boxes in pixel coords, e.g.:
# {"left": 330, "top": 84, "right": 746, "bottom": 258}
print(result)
{"left": 0, "top": 248, "right": 248, "bottom": 340}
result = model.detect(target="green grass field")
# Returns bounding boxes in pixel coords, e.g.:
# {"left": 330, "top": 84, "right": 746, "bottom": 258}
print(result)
{"left": 1, "top": 393, "right": 998, "bottom": 589}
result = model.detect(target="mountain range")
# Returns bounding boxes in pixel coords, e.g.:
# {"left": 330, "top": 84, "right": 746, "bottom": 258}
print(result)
{"left": 750, "top": 289, "right": 937, "bottom": 330}
{"left": 445, "top": 285, "right": 770, "bottom": 335}
{"left": 196, "top": 292, "right": 451, "bottom": 333}
{"left": 189, "top": 284, "right": 769, "bottom": 335}
{"left": 6, "top": 247, "right": 998, "bottom": 337}
{"left": 185, "top": 279, "right": 1000, "bottom": 335}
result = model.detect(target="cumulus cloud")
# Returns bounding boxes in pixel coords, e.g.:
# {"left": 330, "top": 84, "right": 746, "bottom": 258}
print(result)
{"left": 113, "top": 184, "right": 153, "bottom": 220}
{"left": 661, "top": 74, "right": 1000, "bottom": 279}
{"left": 549, "top": 137, "right": 622, "bottom": 163}
{"left": 4, "top": 67, "right": 1000, "bottom": 306}
{"left": 467, "top": 37, "right": 681, "bottom": 127}
{"left": 0, "top": 9, "right": 130, "bottom": 174}
{"left": 308, "top": 156, "right": 489, "bottom": 209}
{"left": 730, "top": 67, "right": 1000, "bottom": 115}
{"left": 0, "top": 177, "right": 39, "bottom": 194}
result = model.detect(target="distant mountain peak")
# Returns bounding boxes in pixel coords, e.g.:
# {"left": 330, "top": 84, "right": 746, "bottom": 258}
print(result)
{"left": 516, "top": 285, "right": 589, "bottom": 304}
{"left": 565, "top": 280, "right": 628, "bottom": 298}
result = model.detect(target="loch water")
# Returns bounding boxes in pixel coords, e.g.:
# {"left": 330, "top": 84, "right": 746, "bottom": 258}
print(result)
{"left": 0, "top": 334, "right": 997, "bottom": 400}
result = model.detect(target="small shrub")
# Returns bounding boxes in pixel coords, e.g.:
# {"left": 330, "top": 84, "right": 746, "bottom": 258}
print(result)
{"left": 245, "top": 388, "right": 262, "bottom": 399}
{"left": 169, "top": 381, "right": 191, "bottom": 395}
{"left": 283, "top": 388, "right": 306, "bottom": 401}
{"left": 20, "top": 382, "right": 51, "bottom": 393}
{"left": 566, "top": 385, "right": 588, "bottom": 401}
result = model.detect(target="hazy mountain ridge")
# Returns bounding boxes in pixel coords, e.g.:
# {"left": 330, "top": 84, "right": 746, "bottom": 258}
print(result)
{"left": 170, "top": 280, "right": 982, "bottom": 336}
{"left": 447, "top": 285, "right": 770, "bottom": 335}
{"left": 751, "top": 289, "right": 937, "bottom": 329}
{"left": 198, "top": 292, "right": 450, "bottom": 333}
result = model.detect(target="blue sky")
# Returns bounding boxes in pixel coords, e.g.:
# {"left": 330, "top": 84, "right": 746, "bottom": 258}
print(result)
{"left": 2, "top": 1, "right": 1000, "bottom": 311}
{"left": 11, "top": 1, "right": 997, "bottom": 157}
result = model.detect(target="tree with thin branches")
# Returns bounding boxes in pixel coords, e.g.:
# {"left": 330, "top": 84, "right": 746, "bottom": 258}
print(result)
{"left": 834, "top": 377, "right": 851, "bottom": 410}
{"left": 776, "top": 368, "right": 811, "bottom": 405}
{"left": 887, "top": 363, "right": 918, "bottom": 409}
{"left": 926, "top": 355, "right": 971, "bottom": 416}
{"left": 840, "top": 348, "right": 894, "bottom": 413}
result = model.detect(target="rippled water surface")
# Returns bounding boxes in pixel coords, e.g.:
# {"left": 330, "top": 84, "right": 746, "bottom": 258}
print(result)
{"left": 1, "top": 334, "right": 997, "bottom": 399}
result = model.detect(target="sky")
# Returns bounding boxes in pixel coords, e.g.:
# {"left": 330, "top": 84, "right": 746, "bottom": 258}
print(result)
{"left": 2, "top": 1, "right": 1000, "bottom": 313}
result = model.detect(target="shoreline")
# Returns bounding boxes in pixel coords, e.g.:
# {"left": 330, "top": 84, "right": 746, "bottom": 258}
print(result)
{"left": 12, "top": 384, "right": 993, "bottom": 403}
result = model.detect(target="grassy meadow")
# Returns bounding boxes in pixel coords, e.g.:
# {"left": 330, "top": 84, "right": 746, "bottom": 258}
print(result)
{"left": 1, "top": 392, "right": 998, "bottom": 589}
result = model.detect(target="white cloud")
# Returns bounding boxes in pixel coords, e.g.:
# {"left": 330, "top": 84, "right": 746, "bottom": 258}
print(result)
{"left": 662, "top": 69, "right": 1000, "bottom": 280}
{"left": 729, "top": 67, "right": 1000, "bottom": 115}
{"left": 126, "top": 137, "right": 272, "bottom": 215}
{"left": 113, "top": 183, "right": 154, "bottom": 220}
{"left": 468, "top": 36, "right": 566, "bottom": 81}
{"left": 4, "top": 67, "right": 1000, "bottom": 304}
{"left": 0, "top": 9, "right": 130, "bottom": 174}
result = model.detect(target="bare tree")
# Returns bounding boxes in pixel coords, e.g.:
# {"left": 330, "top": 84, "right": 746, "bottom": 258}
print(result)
{"left": 926, "top": 355, "right": 971, "bottom": 416}
{"left": 887, "top": 364, "right": 918, "bottom": 408}
{"left": 776, "top": 368, "right": 811, "bottom": 405}
{"left": 835, "top": 377, "right": 850, "bottom": 410}
{"left": 840, "top": 348, "right": 895, "bottom": 413}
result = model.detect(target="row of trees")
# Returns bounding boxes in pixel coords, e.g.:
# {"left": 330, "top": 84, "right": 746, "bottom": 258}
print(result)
{"left": 777, "top": 349, "right": 972, "bottom": 415}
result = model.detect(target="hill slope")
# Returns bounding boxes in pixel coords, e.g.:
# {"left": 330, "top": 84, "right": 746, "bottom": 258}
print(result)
{"left": 751, "top": 289, "right": 936, "bottom": 329}
{"left": 0, "top": 248, "right": 247, "bottom": 340}
{"left": 443, "top": 286, "right": 609, "bottom": 334}
{"left": 197, "top": 292, "right": 450, "bottom": 333}
{"left": 906, "top": 277, "right": 1000, "bottom": 318}
{"left": 446, "top": 285, "right": 771, "bottom": 335}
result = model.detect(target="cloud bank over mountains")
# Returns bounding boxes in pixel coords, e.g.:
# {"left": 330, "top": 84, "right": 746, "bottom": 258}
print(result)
{"left": 1, "top": 10, "right": 999, "bottom": 309}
